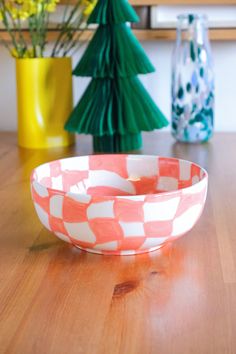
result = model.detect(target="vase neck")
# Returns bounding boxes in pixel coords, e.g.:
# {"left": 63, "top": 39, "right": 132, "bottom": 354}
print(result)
{"left": 176, "top": 14, "right": 209, "bottom": 45}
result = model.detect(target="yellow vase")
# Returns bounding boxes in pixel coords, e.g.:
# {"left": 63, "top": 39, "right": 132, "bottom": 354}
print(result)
{"left": 16, "top": 57, "right": 74, "bottom": 149}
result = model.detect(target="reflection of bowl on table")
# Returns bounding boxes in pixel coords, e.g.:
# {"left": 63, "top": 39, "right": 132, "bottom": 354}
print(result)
{"left": 31, "top": 155, "right": 208, "bottom": 255}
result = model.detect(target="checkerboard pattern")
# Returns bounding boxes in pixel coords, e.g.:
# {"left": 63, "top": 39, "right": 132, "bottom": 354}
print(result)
{"left": 31, "top": 155, "right": 208, "bottom": 255}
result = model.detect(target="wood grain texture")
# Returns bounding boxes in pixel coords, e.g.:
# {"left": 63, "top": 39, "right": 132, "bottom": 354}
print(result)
{"left": 0, "top": 132, "right": 236, "bottom": 354}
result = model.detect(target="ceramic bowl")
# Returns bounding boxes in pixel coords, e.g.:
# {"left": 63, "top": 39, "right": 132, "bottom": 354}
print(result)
{"left": 31, "top": 155, "right": 208, "bottom": 255}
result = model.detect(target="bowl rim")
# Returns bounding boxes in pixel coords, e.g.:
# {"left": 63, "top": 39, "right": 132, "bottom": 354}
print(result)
{"left": 30, "top": 154, "right": 208, "bottom": 199}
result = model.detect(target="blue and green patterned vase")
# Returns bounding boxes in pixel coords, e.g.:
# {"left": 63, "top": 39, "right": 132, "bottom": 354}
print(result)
{"left": 171, "top": 14, "right": 214, "bottom": 143}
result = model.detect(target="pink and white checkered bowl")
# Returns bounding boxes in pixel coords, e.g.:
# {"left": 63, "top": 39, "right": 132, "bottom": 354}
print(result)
{"left": 30, "top": 155, "right": 208, "bottom": 255}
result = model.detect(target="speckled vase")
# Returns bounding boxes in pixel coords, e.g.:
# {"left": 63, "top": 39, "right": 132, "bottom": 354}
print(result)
{"left": 171, "top": 14, "right": 214, "bottom": 143}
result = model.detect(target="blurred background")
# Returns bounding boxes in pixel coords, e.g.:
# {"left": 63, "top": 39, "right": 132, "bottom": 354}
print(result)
{"left": 1, "top": 3, "right": 236, "bottom": 132}
{"left": 0, "top": 41, "right": 236, "bottom": 131}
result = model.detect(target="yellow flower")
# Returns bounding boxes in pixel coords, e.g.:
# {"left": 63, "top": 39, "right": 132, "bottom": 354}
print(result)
{"left": 44, "top": 2, "right": 57, "bottom": 13}
{"left": 10, "top": 46, "right": 34, "bottom": 58}
{"left": 3, "top": 0, "right": 59, "bottom": 21}
{"left": 10, "top": 47, "right": 19, "bottom": 58}
{"left": 1, "top": 0, "right": 95, "bottom": 58}
{"left": 23, "top": 47, "right": 34, "bottom": 58}
{"left": 82, "top": 0, "right": 96, "bottom": 17}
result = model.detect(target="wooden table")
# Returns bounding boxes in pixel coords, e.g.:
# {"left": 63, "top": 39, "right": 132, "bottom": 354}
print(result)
{"left": 0, "top": 132, "right": 235, "bottom": 354}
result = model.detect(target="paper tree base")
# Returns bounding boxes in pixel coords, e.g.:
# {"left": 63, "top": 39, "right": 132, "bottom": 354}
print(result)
{"left": 93, "top": 133, "right": 142, "bottom": 153}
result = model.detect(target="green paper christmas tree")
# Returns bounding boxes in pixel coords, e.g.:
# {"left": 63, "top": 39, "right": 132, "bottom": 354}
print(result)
{"left": 65, "top": 0, "right": 169, "bottom": 152}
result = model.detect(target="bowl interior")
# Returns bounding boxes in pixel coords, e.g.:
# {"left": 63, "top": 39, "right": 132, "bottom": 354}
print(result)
{"left": 32, "top": 155, "right": 206, "bottom": 196}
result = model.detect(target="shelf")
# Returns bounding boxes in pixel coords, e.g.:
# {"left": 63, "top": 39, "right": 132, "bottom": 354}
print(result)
{"left": 1, "top": 28, "right": 236, "bottom": 42}
{"left": 0, "top": 29, "right": 93, "bottom": 42}
{"left": 129, "top": 0, "right": 236, "bottom": 4}
{"left": 61, "top": 0, "right": 236, "bottom": 4}
{"left": 2, "top": 0, "right": 236, "bottom": 44}
{"left": 132, "top": 28, "right": 236, "bottom": 40}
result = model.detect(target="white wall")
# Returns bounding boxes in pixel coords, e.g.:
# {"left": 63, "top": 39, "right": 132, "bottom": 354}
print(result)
{"left": 0, "top": 40, "right": 236, "bottom": 131}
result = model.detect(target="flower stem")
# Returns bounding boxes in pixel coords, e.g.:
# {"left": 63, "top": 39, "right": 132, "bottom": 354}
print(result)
{"left": 51, "top": 0, "right": 82, "bottom": 57}
{"left": 1, "top": 0, "right": 19, "bottom": 55}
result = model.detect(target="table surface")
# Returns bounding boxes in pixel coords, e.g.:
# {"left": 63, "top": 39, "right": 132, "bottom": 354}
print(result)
{"left": 0, "top": 132, "right": 236, "bottom": 354}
